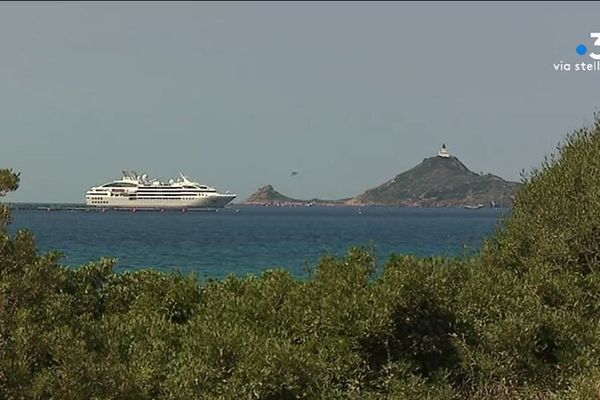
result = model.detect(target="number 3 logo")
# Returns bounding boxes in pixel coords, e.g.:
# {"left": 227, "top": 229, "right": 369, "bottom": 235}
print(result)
{"left": 590, "top": 33, "right": 600, "bottom": 60}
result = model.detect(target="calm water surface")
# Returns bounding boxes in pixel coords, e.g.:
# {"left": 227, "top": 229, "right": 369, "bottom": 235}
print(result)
{"left": 9, "top": 206, "right": 507, "bottom": 279}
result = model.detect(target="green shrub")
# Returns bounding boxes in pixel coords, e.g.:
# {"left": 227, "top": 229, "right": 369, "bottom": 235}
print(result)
{"left": 485, "top": 112, "right": 600, "bottom": 276}
{"left": 2, "top": 112, "right": 600, "bottom": 398}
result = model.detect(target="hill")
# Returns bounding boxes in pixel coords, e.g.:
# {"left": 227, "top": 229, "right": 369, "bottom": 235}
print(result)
{"left": 243, "top": 185, "right": 296, "bottom": 205}
{"left": 348, "top": 155, "right": 519, "bottom": 207}
{"left": 242, "top": 185, "right": 348, "bottom": 206}
{"left": 243, "top": 147, "right": 520, "bottom": 207}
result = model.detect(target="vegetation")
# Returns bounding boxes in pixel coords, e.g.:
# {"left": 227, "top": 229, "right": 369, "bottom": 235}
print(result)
{"left": 350, "top": 155, "right": 520, "bottom": 207}
{"left": 2, "top": 113, "right": 600, "bottom": 398}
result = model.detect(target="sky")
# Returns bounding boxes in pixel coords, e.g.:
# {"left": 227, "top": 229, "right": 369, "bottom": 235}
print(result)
{"left": 1, "top": 1, "right": 599, "bottom": 203}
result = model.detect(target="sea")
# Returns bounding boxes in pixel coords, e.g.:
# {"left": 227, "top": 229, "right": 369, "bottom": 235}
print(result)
{"left": 8, "top": 205, "right": 507, "bottom": 280}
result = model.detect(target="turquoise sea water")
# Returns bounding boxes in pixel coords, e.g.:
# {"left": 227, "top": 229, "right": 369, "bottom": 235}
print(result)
{"left": 8, "top": 206, "right": 506, "bottom": 279}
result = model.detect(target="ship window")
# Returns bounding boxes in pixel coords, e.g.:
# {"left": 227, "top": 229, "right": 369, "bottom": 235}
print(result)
{"left": 102, "top": 182, "right": 137, "bottom": 188}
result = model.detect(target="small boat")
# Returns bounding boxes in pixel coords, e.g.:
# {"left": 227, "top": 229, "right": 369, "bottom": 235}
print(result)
{"left": 464, "top": 204, "right": 484, "bottom": 210}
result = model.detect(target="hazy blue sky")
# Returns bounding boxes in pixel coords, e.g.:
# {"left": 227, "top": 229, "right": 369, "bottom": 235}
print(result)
{"left": 1, "top": 1, "right": 599, "bottom": 203}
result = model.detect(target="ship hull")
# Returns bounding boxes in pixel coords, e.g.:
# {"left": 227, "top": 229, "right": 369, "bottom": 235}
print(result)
{"left": 85, "top": 194, "right": 236, "bottom": 209}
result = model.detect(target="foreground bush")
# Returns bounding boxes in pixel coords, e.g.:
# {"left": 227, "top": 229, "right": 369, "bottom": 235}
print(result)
{"left": 1, "top": 112, "right": 600, "bottom": 399}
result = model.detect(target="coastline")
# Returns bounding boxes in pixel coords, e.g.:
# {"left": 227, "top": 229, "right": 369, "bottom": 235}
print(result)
{"left": 7, "top": 202, "right": 508, "bottom": 211}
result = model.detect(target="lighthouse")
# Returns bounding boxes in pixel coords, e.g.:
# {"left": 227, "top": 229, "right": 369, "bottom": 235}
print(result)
{"left": 438, "top": 144, "right": 450, "bottom": 158}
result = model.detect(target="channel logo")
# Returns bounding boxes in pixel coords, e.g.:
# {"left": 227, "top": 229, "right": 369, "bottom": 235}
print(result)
{"left": 554, "top": 33, "right": 600, "bottom": 72}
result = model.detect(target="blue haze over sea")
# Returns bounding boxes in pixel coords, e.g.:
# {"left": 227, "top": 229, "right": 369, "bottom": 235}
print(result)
{"left": 9, "top": 206, "right": 505, "bottom": 279}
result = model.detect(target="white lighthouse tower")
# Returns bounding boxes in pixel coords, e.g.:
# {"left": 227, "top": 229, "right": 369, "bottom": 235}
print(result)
{"left": 438, "top": 143, "right": 450, "bottom": 158}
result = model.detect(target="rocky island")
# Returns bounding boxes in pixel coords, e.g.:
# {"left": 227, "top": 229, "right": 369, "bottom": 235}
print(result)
{"left": 242, "top": 145, "right": 520, "bottom": 207}
{"left": 243, "top": 185, "right": 349, "bottom": 207}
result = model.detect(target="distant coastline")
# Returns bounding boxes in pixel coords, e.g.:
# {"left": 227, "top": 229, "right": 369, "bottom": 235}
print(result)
{"left": 7, "top": 202, "right": 510, "bottom": 212}
{"left": 243, "top": 146, "right": 520, "bottom": 208}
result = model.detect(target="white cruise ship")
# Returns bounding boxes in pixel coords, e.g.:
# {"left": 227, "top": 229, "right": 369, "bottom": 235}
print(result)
{"left": 85, "top": 171, "right": 236, "bottom": 210}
